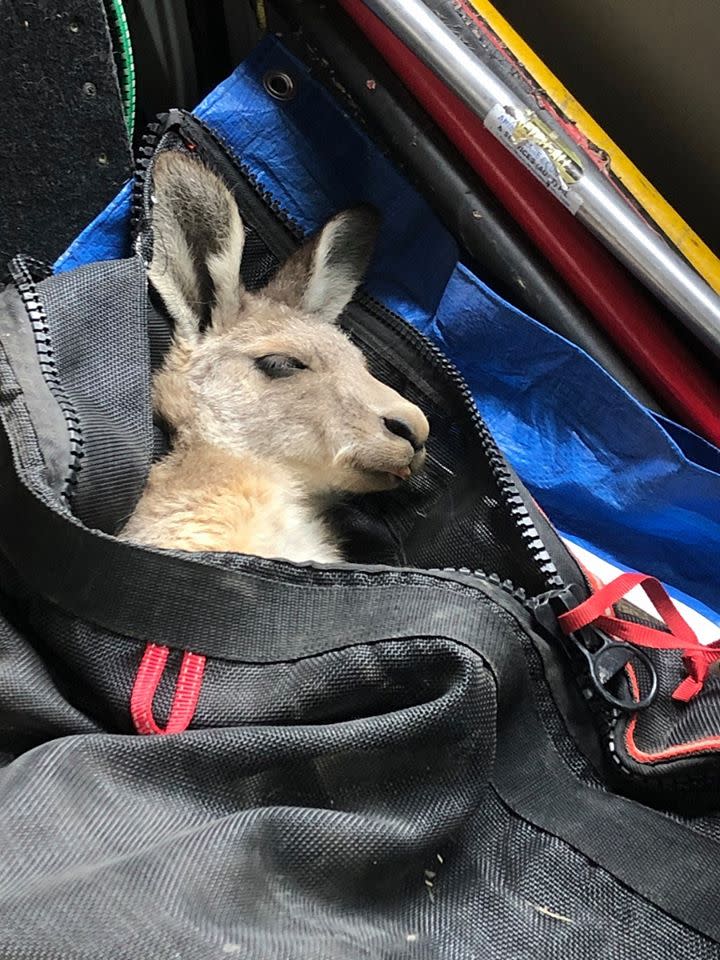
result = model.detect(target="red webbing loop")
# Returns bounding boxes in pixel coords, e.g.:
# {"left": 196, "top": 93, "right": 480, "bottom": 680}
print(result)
{"left": 130, "top": 643, "right": 207, "bottom": 735}
{"left": 557, "top": 572, "right": 720, "bottom": 703}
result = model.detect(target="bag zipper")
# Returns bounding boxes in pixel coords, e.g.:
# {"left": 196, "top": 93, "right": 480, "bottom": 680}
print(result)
{"left": 8, "top": 255, "right": 85, "bottom": 502}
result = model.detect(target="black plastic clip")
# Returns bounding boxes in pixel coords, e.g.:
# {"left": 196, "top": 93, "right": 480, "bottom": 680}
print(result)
{"left": 529, "top": 584, "right": 658, "bottom": 711}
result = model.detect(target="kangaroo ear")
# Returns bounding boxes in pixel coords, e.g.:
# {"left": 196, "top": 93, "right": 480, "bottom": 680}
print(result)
{"left": 148, "top": 151, "right": 245, "bottom": 341}
{"left": 264, "top": 206, "right": 379, "bottom": 323}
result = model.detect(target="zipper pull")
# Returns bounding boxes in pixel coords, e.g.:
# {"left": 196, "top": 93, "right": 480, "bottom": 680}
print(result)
{"left": 529, "top": 585, "right": 658, "bottom": 711}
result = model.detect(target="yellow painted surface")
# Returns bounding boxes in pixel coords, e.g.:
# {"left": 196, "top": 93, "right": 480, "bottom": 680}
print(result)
{"left": 466, "top": 0, "right": 720, "bottom": 294}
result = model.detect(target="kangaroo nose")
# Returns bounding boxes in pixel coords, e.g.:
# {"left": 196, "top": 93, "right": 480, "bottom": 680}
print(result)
{"left": 383, "top": 417, "right": 424, "bottom": 451}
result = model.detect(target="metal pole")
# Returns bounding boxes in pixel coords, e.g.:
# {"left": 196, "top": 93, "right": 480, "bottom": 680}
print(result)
{"left": 362, "top": 0, "right": 720, "bottom": 360}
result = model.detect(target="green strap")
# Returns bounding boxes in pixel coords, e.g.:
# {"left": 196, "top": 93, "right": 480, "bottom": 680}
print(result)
{"left": 105, "top": 0, "right": 136, "bottom": 139}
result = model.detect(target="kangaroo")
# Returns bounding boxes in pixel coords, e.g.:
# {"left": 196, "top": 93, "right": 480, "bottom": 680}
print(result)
{"left": 120, "top": 151, "right": 429, "bottom": 563}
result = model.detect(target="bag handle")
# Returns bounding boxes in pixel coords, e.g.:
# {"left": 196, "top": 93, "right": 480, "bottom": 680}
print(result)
{"left": 130, "top": 644, "right": 207, "bottom": 734}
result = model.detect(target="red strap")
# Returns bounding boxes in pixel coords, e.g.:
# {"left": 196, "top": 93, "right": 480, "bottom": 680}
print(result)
{"left": 557, "top": 572, "right": 720, "bottom": 702}
{"left": 130, "top": 643, "right": 207, "bottom": 735}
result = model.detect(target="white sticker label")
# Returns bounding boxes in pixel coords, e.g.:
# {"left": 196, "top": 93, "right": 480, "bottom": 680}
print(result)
{"left": 484, "top": 103, "right": 583, "bottom": 214}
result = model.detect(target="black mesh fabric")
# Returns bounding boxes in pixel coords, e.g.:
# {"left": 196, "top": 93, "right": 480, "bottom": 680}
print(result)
{"left": 609, "top": 644, "right": 720, "bottom": 802}
{"left": 241, "top": 225, "right": 285, "bottom": 292}
{"left": 626, "top": 652, "right": 720, "bottom": 751}
{"left": 2, "top": 588, "right": 720, "bottom": 958}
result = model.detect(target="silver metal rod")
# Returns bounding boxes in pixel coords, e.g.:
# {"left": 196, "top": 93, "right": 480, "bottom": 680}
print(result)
{"left": 362, "top": 0, "right": 720, "bottom": 360}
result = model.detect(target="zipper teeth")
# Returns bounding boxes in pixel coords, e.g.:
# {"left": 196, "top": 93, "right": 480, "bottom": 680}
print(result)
{"left": 430, "top": 565, "right": 528, "bottom": 604}
{"left": 9, "top": 256, "right": 84, "bottom": 500}
{"left": 129, "top": 119, "right": 165, "bottom": 254}
{"left": 133, "top": 110, "right": 561, "bottom": 591}
{"left": 16, "top": 256, "right": 53, "bottom": 282}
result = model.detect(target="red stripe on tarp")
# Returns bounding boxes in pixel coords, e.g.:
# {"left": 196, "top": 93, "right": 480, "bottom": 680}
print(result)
{"left": 341, "top": 0, "right": 720, "bottom": 446}
{"left": 130, "top": 643, "right": 207, "bottom": 735}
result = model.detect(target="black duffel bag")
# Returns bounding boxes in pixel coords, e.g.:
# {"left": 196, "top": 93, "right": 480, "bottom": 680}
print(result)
{"left": 0, "top": 109, "right": 719, "bottom": 959}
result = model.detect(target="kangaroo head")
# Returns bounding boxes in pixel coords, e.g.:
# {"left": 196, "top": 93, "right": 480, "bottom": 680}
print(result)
{"left": 147, "top": 151, "right": 429, "bottom": 496}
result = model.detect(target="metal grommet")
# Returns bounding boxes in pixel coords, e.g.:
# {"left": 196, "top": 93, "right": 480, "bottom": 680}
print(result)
{"left": 262, "top": 70, "right": 296, "bottom": 101}
{"left": 97, "top": 152, "right": 109, "bottom": 167}
{"left": 69, "top": 20, "right": 80, "bottom": 33}
{"left": 82, "top": 81, "right": 97, "bottom": 98}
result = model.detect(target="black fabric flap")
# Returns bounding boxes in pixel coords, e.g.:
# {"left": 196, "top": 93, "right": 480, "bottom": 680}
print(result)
{"left": 0, "top": 279, "right": 71, "bottom": 498}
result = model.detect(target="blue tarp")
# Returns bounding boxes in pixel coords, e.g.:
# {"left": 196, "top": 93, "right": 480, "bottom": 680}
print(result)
{"left": 57, "top": 38, "right": 720, "bottom": 626}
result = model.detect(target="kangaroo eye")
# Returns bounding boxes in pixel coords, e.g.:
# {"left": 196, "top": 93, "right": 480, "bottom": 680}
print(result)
{"left": 254, "top": 354, "right": 308, "bottom": 379}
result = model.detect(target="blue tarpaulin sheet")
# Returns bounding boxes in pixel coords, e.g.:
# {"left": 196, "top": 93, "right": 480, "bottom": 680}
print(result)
{"left": 57, "top": 38, "right": 720, "bottom": 626}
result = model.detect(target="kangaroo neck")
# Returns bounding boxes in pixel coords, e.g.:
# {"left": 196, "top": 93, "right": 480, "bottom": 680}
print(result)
{"left": 163, "top": 440, "right": 303, "bottom": 503}
{"left": 121, "top": 440, "right": 342, "bottom": 563}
